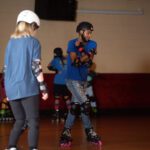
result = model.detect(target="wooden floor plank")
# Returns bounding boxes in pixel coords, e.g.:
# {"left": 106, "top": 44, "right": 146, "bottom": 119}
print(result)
{"left": 0, "top": 114, "right": 150, "bottom": 150}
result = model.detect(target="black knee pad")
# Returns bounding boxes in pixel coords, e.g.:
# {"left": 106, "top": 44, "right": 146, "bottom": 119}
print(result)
{"left": 87, "top": 96, "right": 96, "bottom": 102}
{"left": 70, "top": 102, "right": 81, "bottom": 116}
{"left": 81, "top": 101, "right": 91, "bottom": 115}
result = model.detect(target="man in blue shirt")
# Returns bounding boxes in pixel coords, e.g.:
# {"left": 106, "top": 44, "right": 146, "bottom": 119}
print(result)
{"left": 60, "top": 22, "right": 102, "bottom": 147}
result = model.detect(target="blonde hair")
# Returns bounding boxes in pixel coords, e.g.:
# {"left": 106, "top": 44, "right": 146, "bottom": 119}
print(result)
{"left": 11, "top": 22, "right": 35, "bottom": 38}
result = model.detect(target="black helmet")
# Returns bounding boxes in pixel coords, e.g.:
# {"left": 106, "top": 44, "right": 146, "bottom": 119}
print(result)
{"left": 76, "top": 21, "right": 94, "bottom": 33}
{"left": 53, "top": 47, "right": 63, "bottom": 57}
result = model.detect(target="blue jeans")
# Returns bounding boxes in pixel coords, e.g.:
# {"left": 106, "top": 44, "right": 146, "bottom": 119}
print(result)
{"left": 64, "top": 79, "right": 92, "bottom": 129}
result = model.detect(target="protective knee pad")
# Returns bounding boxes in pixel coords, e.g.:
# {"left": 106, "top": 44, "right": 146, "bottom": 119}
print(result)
{"left": 81, "top": 101, "right": 91, "bottom": 115}
{"left": 70, "top": 102, "right": 81, "bottom": 116}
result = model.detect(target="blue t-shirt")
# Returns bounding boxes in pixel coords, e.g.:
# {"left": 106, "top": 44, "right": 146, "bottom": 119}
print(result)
{"left": 49, "top": 57, "right": 67, "bottom": 85}
{"left": 66, "top": 38, "right": 97, "bottom": 81}
{"left": 4, "top": 36, "right": 41, "bottom": 101}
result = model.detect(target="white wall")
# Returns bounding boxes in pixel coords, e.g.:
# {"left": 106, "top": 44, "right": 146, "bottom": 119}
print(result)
{"left": 0, "top": 0, "right": 150, "bottom": 73}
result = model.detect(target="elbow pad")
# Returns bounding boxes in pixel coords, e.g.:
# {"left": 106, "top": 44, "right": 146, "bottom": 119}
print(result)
{"left": 32, "top": 60, "right": 42, "bottom": 77}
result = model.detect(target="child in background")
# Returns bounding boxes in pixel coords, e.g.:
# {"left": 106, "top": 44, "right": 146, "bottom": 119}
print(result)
{"left": 47, "top": 47, "right": 71, "bottom": 122}
{"left": 0, "top": 70, "right": 13, "bottom": 121}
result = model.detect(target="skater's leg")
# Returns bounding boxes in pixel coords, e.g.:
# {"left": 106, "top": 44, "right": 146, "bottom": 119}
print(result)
{"left": 62, "top": 84, "right": 71, "bottom": 112}
{"left": 64, "top": 80, "right": 90, "bottom": 129}
{"left": 8, "top": 100, "right": 26, "bottom": 149}
{"left": 63, "top": 79, "right": 86, "bottom": 129}
{"left": 64, "top": 101, "right": 80, "bottom": 128}
{"left": 80, "top": 102, "right": 102, "bottom": 145}
{"left": 61, "top": 95, "right": 71, "bottom": 120}
{"left": 52, "top": 95, "right": 60, "bottom": 121}
{"left": 60, "top": 110, "right": 75, "bottom": 146}
{"left": 54, "top": 96, "right": 60, "bottom": 112}
{"left": 80, "top": 101, "right": 93, "bottom": 129}
{"left": 22, "top": 95, "right": 40, "bottom": 150}
{"left": 60, "top": 97, "right": 79, "bottom": 146}
{"left": 86, "top": 86, "right": 98, "bottom": 114}
{"left": 52, "top": 84, "right": 62, "bottom": 122}
{"left": 63, "top": 95, "right": 71, "bottom": 111}
{"left": 67, "top": 79, "right": 101, "bottom": 143}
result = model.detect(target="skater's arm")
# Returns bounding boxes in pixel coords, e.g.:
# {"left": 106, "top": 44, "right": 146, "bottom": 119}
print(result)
{"left": 70, "top": 51, "right": 94, "bottom": 67}
{"left": 32, "top": 59, "right": 48, "bottom": 100}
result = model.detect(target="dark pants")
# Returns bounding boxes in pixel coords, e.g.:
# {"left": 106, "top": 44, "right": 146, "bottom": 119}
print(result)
{"left": 9, "top": 95, "right": 39, "bottom": 149}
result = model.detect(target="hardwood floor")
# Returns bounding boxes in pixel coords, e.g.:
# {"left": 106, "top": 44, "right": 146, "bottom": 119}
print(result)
{"left": 0, "top": 114, "right": 150, "bottom": 150}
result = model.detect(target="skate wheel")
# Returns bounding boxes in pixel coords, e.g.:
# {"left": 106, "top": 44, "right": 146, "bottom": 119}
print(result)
{"left": 91, "top": 140, "right": 102, "bottom": 146}
{"left": 60, "top": 143, "right": 67, "bottom": 147}
{"left": 67, "top": 142, "right": 71, "bottom": 146}
{"left": 60, "top": 142, "right": 71, "bottom": 147}
{"left": 98, "top": 141, "right": 102, "bottom": 146}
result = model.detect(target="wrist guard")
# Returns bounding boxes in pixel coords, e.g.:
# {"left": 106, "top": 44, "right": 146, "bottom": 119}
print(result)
{"left": 90, "top": 48, "right": 97, "bottom": 55}
{"left": 84, "top": 59, "right": 93, "bottom": 68}
{"left": 75, "top": 41, "right": 86, "bottom": 56}
{"left": 39, "top": 81, "right": 48, "bottom": 93}
{"left": 72, "top": 57, "right": 82, "bottom": 67}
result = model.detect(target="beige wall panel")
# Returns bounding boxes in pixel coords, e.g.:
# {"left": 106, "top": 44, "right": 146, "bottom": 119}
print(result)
{"left": 0, "top": 0, "right": 150, "bottom": 73}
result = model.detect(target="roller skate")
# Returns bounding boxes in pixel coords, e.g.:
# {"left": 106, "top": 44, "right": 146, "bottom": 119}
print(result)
{"left": 60, "top": 128, "right": 72, "bottom": 147}
{"left": 85, "top": 128, "right": 102, "bottom": 146}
